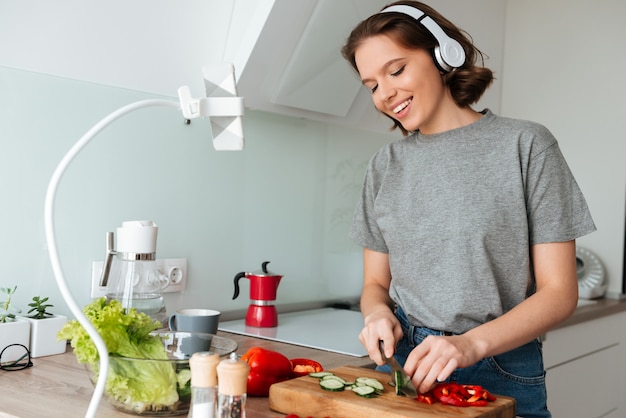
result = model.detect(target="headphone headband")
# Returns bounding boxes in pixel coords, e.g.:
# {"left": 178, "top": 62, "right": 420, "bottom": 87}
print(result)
{"left": 380, "top": 4, "right": 465, "bottom": 72}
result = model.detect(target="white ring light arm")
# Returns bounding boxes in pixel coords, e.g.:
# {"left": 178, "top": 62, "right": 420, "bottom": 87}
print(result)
{"left": 44, "top": 99, "right": 179, "bottom": 418}
{"left": 44, "top": 65, "right": 244, "bottom": 418}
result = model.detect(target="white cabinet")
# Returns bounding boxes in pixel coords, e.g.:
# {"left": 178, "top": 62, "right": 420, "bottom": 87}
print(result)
{"left": 232, "top": 0, "right": 505, "bottom": 134}
{"left": 543, "top": 311, "right": 626, "bottom": 417}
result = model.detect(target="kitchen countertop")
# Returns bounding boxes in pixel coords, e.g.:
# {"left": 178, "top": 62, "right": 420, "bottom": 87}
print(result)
{"left": 2, "top": 298, "right": 624, "bottom": 418}
{"left": 0, "top": 331, "right": 374, "bottom": 418}
{"left": 564, "top": 297, "right": 626, "bottom": 328}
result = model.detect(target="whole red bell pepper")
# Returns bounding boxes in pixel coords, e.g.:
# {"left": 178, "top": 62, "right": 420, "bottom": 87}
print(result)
{"left": 241, "top": 347, "right": 293, "bottom": 396}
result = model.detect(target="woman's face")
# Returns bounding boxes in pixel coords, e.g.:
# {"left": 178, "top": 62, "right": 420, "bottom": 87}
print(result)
{"left": 354, "top": 34, "right": 449, "bottom": 134}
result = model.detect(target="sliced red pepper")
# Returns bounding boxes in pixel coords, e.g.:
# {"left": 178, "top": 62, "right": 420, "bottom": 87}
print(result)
{"left": 467, "top": 394, "right": 482, "bottom": 403}
{"left": 432, "top": 384, "right": 446, "bottom": 399}
{"left": 439, "top": 394, "right": 471, "bottom": 407}
{"left": 289, "top": 358, "right": 323, "bottom": 378}
{"left": 484, "top": 391, "right": 497, "bottom": 402}
{"left": 424, "top": 383, "right": 495, "bottom": 407}
{"left": 457, "top": 385, "right": 471, "bottom": 398}
{"left": 416, "top": 393, "right": 437, "bottom": 404}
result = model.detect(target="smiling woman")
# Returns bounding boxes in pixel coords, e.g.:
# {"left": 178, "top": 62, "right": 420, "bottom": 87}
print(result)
{"left": 342, "top": 1, "right": 493, "bottom": 136}
{"left": 354, "top": 37, "right": 457, "bottom": 134}
{"left": 340, "top": 2, "right": 596, "bottom": 417}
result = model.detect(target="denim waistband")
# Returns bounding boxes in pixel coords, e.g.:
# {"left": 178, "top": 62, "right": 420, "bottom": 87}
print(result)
{"left": 395, "top": 305, "right": 454, "bottom": 343}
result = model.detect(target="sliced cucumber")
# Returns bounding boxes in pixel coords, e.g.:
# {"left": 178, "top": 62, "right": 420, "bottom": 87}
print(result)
{"left": 361, "top": 378, "right": 384, "bottom": 392}
{"left": 394, "top": 370, "right": 403, "bottom": 395}
{"left": 320, "top": 378, "right": 346, "bottom": 392}
{"left": 314, "top": 373, "right": 384, "bottom": 397}
{"left": 309, "top": 371, "right": 334, "bottom": 379}
{"left": 321, "top": 374, "right": 348, "bottom": 385}
{"left": 352, "top": 385, "right": 376, "bottom": 397}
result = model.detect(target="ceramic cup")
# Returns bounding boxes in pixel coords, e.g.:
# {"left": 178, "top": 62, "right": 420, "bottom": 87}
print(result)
{"left": 168, "top": 308, "right": 221, "bottom": 335}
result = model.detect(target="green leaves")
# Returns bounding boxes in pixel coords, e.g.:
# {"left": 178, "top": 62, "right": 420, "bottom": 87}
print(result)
{"left": 27, "top": 296, "right": 54, "bottom": 319}
{"left": 0, "top": 286, "right": 19, "bottom": 323}
{"left": 57, "top": 298, "right": 179, "bottom": 410}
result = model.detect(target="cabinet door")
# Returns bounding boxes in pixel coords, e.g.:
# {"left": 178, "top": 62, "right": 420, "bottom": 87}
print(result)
{"left": 546, "top": 344, "right": 619, "bottom": 418}
{"left": 543, "top": 313, "right": 623, "bottom": 369}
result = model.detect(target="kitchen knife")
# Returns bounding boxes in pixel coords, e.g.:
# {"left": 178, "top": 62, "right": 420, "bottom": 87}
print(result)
{"left": 378, "top": 340, "right": 418, "bottom": 398}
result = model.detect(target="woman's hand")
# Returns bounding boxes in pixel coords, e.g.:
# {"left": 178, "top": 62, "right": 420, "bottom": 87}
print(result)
{"left": 403, "top": 240, "right": 578, "bottom": 394}
{"left": 359, "top": 309, "right": 403, "bottom": 365}
{"left": 358, "top": 248, "right": 402, "bottom": 365}
{"left": 403, "top": 334, "right": 482, "bottom": 393}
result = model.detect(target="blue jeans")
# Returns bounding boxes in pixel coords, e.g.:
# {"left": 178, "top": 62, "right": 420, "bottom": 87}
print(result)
{"left": 378, "top": 307, "right": 550, "bottom": 418}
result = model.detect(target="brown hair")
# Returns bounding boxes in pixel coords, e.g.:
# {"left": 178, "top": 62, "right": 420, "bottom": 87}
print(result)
{"left": 341, "top": 0, "right": 494, "bottom": 135}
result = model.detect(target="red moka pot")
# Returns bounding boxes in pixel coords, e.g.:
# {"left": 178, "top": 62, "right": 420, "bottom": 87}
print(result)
{"left": 232, "top": 261, "right": 283, "bottom": 327}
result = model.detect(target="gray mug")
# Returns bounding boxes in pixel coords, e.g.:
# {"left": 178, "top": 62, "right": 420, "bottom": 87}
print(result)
{"left": 168, "top": 308, "right": 221, "bottom": 335}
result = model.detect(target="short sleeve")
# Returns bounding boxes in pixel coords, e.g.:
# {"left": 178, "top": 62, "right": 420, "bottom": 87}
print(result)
{"left": 525, "top": 140, "right": 596, "bottom": 244}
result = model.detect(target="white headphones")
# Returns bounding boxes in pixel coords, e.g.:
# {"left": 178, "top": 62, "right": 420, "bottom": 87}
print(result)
{"left": 381, "top": 4, "right": 465, "bottom": 73}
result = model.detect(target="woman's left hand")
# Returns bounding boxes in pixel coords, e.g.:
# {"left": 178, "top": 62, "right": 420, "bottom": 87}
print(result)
{"left": 405, "top": 240, "right": 579, "bottom": 394}
{"left": 403, "top": 334, "right": 482, "bottom": 394}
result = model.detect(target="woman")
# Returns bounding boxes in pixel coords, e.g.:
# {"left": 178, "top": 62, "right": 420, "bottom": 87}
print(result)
{"left": 341, "top": 1, "right": 596, "bottom": 416}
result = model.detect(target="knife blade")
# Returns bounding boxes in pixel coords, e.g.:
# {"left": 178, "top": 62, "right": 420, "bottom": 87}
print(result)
{"left": 378, "top": 340, "right": 418, "bottom": 398}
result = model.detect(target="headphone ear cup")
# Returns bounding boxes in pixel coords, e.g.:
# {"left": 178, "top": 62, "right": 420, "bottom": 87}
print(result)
{"left": 432, "top": 46, "right": 451, "bottom": 73}
{"left": 436, "top": 39, "right": 465, "bottom": 73}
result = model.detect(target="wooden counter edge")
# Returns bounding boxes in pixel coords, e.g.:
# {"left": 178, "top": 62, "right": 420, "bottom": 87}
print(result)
{"left": 558, "top": 298, "right": 626, "bottom": 328}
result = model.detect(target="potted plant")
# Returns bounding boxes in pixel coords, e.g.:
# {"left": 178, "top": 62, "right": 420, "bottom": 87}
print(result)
{"left": 22, "top": 295, "right": 67, "bottom": 358}
{"left": 0, "top": 286, "right": 30, "bottom": 362}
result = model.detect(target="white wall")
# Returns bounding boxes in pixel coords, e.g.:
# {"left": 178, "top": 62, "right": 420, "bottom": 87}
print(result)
{"left": 501, "top": 0, "right": 626, "bottom": 295}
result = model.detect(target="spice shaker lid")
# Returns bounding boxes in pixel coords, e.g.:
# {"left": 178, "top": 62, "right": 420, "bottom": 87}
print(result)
{"left": 189, "top": 351, "right": 220, "bottom": 387}
{"left": 217, "top": 353, "right": 249, "bottom": 396}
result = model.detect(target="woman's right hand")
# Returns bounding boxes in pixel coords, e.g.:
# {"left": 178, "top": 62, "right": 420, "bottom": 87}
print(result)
{"left": 359, "top": 248, "right": 401, "bottom": 364}
{"left": 359, "top": 309, "right": 403, "bottom": 365}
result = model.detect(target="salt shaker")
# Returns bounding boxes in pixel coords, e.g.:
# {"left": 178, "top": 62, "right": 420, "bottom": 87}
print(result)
{"left": 188, "top": 351, "right": 220, "bottom": 418}
{"left": 217, "top": 353, "right": 250, "bottom": 418}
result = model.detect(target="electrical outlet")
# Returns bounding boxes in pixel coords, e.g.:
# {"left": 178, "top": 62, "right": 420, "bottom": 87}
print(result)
{"left": 159, "top": 258, "right": 188, "bottom": 293}
{"left": 91, "top": 258, "right": 188, "bottom": 298}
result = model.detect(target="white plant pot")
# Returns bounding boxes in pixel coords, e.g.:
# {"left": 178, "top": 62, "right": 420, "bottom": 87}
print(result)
{"left": 0, "top": 317, "right": 30, "bottom": 362}
{"left": 24, "top": 315, "right": 68, "bottom": 358}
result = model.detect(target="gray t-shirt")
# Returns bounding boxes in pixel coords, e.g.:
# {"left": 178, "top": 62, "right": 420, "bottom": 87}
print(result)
{"left": 350, "top": 110, "right": 596, "bottom": 334}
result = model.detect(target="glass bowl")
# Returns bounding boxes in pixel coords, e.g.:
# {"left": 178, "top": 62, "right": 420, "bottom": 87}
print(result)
{"left": 85, "top": 331, "right": 237, "bottom": 416}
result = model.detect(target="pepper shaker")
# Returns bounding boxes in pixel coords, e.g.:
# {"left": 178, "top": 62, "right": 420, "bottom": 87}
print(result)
{"left": 188, "top": 351, "right": 220, "bottom": 418}
{"left": 217, "top": 353, "right": 250, "bottom": 418}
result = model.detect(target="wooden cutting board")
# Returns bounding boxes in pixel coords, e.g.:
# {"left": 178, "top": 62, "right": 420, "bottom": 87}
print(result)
{"left": 269, "top": 366, "right": 516, "bottom": 418}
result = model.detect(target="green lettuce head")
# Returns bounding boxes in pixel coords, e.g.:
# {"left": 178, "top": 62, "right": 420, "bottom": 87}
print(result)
{"left": 58, "top": 298, "right": 183, "bottom": 412}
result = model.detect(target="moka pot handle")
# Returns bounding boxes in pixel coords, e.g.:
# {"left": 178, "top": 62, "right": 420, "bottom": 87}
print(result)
{"left": 232, "top": 271, "right": 247, "bottom": 300}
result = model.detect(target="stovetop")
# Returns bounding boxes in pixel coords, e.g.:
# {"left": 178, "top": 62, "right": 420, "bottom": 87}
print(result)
{"left": 218, "top": 307, "right": 367, "bottom": 357}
